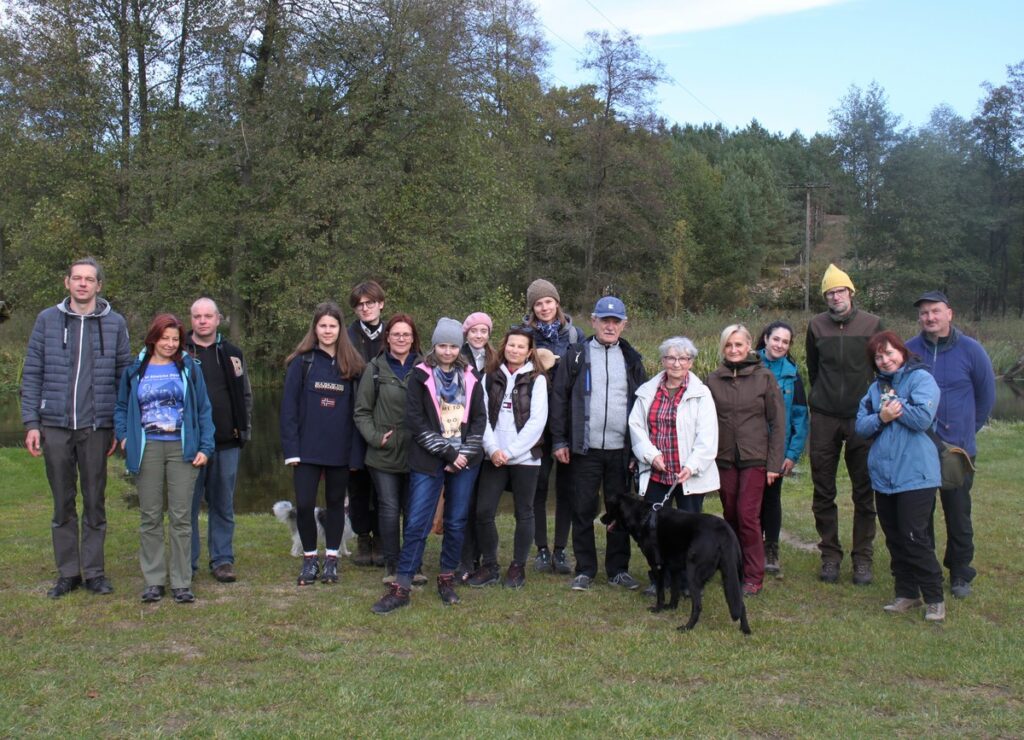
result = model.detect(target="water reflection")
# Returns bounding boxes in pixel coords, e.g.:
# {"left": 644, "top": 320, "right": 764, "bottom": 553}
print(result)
{"left": 5, "top": 381, "right": 1024, "bottom": 514}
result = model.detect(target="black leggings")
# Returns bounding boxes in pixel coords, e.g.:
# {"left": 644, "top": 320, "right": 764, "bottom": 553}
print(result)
{"left": 293, "top": 463, "right": 349, "bottom": 552}
{"left": 476, "top": 462, "right": 540, "bottom": 566}
{"left": 760, "top": 475, "right": 783, "bottom": 544}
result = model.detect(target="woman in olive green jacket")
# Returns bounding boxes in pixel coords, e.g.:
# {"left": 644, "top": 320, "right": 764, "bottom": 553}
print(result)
{"left": 354, "top": 314, "right": 422, "bottom": 580}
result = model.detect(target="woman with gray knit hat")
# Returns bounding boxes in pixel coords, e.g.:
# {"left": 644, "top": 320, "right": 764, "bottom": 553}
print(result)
{"left": 524, "top": 279, "right": 584, "bottom": 575}
{"left": 371, "top": 318, "right": 487, "bottom": 614}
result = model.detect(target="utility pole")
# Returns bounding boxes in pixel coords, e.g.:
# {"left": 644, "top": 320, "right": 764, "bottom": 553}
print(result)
{"left": 788, "top": 183, "right": 830, "bottom": 311}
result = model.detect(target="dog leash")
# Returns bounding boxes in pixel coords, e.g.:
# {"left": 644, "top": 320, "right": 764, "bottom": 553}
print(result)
{"left": 651, "top": 481, "right": 682, "bottom": 512}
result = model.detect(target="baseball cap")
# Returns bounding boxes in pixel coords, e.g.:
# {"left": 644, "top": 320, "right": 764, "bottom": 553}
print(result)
{"left": 913, "top": 290, "right": 950, "bottom": 307}
{"left": 592, "top": 296, "right": 627, "bottom": 320}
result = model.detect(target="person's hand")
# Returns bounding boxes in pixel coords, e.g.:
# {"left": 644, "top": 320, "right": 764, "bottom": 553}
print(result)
{"left": 106, "top": 435, "right": 118, "bottom": 457}
{"left": 880, "top": 399, "right": 903, "bottom": 423}
{"left": 192, "top": 452, "right": 208, "bottom": 467}
{"left": 451, "top": 453, "right": 469, "bottom": 471}
{"left": 766, "top": 471, "right": 780, "bottom": 485}
{"left": 491, "top": 450, "right": 509, "bottom": 466}
{"left": 781, "top": 458, "right": 795, "bottom": 476}
{"left": 554, "top": 448, "right": 571, "bottom": 464}
{"left": 25, "top": 429, "right": 42, "bottom": 457}
{"left": 120, "top": 439, "right": 127, "bottom": 452}
{"left": 651, "top": 454, "right": 666, "bottom": 473}
{"left": 381, "top": 429, "right": 394, "bottom": 447}
{"left": 676, "top": 467, "right": 693, "bottom": 484}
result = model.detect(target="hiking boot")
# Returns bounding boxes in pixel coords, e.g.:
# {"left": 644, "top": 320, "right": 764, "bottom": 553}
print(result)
{"left": 951, "top": 578, "right": 972, "bottom": 599}
{"left": 533, "top": 547, "right": 552, "bottom": 572}
{"left": 764, "top": 542, "right": 781, "bottom": 575}
{"left": 212, "top": 563, "right": 237, "bottom": 583}
{"left": 552, "top": 548, "right": 572, "bottom": 574}
{"left": 503, "top": 562, "right": 525, "bottom": 589}
{"left": 412, "top": 568, "right": 428, "bottom": 587}
{"left": 382, "top": 561, "right": 397, "bottom": 584}
{"left": 883, "top": 597, "right": 924, "bottom": 614}
{"left": 852, "top": 562, "right": 873, "bottom": 586}
{"left": 570, "top": 574, "right": 592, "bottom": 591}
{"left": 370, "top": 537, "right": 386, "bottom": 567}
{"left": 84, "top": 575, "right": 114, "bottom": 595}
{"left": 608, "top": 572, "right": 641, "bottom": 590}
{"left": 742, "top": 582, "right": 763, "bottom": 596}
{"left": 372, "top": 582, "right": 411, "bottom": 614}
{"left": 172, "top": 587, "right": 196, "bottom": 604}
{"left": 437, "top": 574, "right": 460, "bottom": 605}
{"left": 297, "top": 555, "right": 320, "bottom": 586}
{"left": 141, "top": 585, "right": 165, "bottom": 603}
{"left": 643, "top": 582, "right": 657, "bottom": 597}
{"left": 819, "top": 560, "right": 840, "bottom": 584}
{"left": 321, "top": 555, "right": 339, "bottom": 584}
{"left": 924, "top": 601, "right": 946, "bottom": 622}
{"left": 468, "top": 563, "right": 500, "bottom": 588}
{"left": 353, "top": 535, "right": 373, "bottom": 566}
{"left": 47, "top": 575, "right": 82, "bottom": 599}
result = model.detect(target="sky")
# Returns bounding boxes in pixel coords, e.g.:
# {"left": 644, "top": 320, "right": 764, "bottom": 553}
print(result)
{"left": 533, "top": 0, "right": 1024, "bottom": 136}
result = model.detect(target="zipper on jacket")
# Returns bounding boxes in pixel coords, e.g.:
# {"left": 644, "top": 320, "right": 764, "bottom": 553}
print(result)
{"left": 72, "top": 316, "right": 85, "bottom": 429}
{"left": 601, "top": 345, "right": 609, "bottom": 448}
{"left": 180, "top": 365, "right": 189, "bottom": 456}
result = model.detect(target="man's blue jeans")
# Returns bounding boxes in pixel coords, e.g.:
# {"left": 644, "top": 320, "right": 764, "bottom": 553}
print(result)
{"left": 398, "top": 462, "right": 480, "bottom": 580}
{"left": 191, "top": 446, "right": 241, "bottom": 571}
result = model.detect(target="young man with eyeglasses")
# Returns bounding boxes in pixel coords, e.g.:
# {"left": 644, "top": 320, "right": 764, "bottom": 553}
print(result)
{"left": 347, "top": 281, "right": 387, "bottom": 566}
{"left": 805, "top": 264, "right": 883, "bottom": 586}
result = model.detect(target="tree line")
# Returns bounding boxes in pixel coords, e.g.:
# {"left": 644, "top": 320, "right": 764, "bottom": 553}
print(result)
{"left": 1, "top": 0, "right": 1021, "bottom": 362}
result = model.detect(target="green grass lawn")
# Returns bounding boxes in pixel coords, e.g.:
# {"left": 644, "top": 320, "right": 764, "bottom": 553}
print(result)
{"left": 2, "top": 424, "right": 1023, "bottom": 736}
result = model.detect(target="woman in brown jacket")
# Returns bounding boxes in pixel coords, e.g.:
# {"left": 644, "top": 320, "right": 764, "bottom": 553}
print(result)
{"left": 706, "top": 324, "right": 786, "bottom": 595}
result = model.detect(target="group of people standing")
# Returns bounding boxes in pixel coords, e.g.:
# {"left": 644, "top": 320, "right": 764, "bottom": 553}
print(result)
{"left": 22, "top": 260, "right": 995, "bottom": 625}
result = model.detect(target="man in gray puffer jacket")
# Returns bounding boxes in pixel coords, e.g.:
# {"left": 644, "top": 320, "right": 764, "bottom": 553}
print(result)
{"left": 21, "top": 257, "right": 131, "bottom": 598}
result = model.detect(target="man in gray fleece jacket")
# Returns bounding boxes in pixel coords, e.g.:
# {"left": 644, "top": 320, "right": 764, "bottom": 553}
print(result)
{"left": 551, "top": 296, "right": 647, "bottom": 592}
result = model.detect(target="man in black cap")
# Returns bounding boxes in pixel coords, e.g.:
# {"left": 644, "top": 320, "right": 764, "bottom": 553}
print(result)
{"left": 906, "top": 291, "right": 995, "bottom": 599}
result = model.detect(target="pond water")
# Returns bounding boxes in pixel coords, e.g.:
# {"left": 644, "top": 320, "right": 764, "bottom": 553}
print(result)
{"left": 4, "top": 381, "right": 1024, "bottom": 513}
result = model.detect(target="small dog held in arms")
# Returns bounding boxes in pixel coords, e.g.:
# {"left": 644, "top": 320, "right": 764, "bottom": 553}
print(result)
{"left": 601, "top": 491, "right": 751, "bottom": 635}
{"left": 272, "top": 501, "right": 355, "bottom": 557}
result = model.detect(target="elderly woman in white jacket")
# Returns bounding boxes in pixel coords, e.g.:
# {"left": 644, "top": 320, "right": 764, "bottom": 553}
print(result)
{"left": 629, "top": 337, "right": 720, "bottom": 511}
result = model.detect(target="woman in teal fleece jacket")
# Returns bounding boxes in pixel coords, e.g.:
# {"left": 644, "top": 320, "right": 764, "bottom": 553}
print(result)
{"left": 115, "top": 313, "right": 214, "bottom": 605}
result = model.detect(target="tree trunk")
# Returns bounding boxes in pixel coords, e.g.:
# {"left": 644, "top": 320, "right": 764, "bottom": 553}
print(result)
{"left": 173, "top": 0, "right": 190, "bottom": 111}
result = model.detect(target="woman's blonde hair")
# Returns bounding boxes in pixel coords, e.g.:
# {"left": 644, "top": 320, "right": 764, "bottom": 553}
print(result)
{"left": 718, "top": 324, "right": 753, "bottom": 361}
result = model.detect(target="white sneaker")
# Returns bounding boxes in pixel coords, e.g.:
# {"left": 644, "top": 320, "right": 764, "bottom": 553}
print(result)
{"left": 883, "top": 597, "right": 923, "bottom": 613}
{"left": 924, "top": 601, "right": 946, "bottom": 622}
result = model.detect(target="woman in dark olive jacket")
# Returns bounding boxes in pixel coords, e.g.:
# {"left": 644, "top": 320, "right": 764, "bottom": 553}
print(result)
{"left": 706, "top": 324, "right": 785, "bottom": 596}
{"left": 354, "top": 313, "right": 422, "bottom": 582}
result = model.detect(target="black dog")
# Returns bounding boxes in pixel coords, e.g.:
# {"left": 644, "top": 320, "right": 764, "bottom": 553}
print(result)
{"left": 602, "top": 493, "right": 751, "bottom": 635}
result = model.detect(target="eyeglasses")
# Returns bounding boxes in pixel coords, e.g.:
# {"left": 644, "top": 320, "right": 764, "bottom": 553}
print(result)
{"left": 355, "top": 301, "right": 380, "bottom": 309}
{"left": 661, "top": 355, "right": 693, "bottom": 365}
{"left": 389, "top": 332, "right": 413, "bottom": 339}
{"left": 825, "top": 288, "right": 849, "bottom": 300}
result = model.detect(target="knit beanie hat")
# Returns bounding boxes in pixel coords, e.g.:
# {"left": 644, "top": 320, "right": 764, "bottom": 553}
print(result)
{"left": 462, "top": 312, "right": 493, "bottom": 334}
{"left": 526, "top": 279, "right": 560, "bottom": 309}
{"left": 821, "top": 263, "right": 856, "bottom": 296}
{"left": 431, "top": 318, "right": 465, "bottom": 347}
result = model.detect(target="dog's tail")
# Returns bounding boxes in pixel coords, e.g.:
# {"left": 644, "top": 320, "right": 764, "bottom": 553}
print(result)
{"left": 272, "top": 500, "right": 294, "bottom": 523}
{"left": 721, "top": 529, "right": 752, "bottom": 635}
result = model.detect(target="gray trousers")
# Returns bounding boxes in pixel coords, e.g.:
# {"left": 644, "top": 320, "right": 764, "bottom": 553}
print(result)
{"left": 137, "top": 440, "right": 199, "bottom": 589}
{"left": 42, "top": 426, "right": 112, "bottom": 579}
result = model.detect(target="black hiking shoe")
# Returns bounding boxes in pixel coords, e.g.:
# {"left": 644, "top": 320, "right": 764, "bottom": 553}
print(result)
{"left": 297, "top": 555, "right": 320, "bottom": 586}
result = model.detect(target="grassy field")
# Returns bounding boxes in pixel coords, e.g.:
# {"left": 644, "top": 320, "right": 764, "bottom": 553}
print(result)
{"left": 2, "top": 423, "right": 1023, "bottom": 737}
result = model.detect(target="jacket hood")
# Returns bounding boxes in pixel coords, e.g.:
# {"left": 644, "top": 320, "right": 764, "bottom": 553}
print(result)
{"left": 758, "top": 349, "right": 798, "bottom": 377}
{"left": 715, "top": 352, "right": 762, "bottom": 376}
{"left": 57, "top": 297, "right": 112, "bottom": 318}
{"left": 876, "top": 356, "right": 929, "bottom": 385}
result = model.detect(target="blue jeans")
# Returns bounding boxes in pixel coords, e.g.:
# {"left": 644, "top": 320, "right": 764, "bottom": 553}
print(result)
{"left": 397, "top": 463, "right": 480, "bottom": 582}
{"left": 191, "top": 446, "right": 241, "bottom": 571}
{"left": 368, "top": 467, "right": 410, "bottom": 568}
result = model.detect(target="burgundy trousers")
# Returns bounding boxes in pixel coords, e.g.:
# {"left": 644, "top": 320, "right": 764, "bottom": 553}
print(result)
{"left": 718, "top": 466, "right": 766, "bottom": 586}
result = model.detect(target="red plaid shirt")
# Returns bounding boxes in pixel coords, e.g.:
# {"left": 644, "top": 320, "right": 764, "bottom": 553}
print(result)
{"left": 647, "top": 377, "right": 688, "bottom": 485}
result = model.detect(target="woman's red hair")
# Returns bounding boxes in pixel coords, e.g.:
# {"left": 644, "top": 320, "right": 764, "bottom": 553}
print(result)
{"left": 144, "top": 313, "right": 186, "bottom": 365}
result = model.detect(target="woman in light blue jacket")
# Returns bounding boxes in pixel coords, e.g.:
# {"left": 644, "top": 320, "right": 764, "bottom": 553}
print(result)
{"left": 855, "top": 331, "right": 944, "bottom": 622}
{"left": 116, "top": 313, "right": 215, "bottom": 605}
{"left": 755, "top": 321, "right": 808, "bottom": 576}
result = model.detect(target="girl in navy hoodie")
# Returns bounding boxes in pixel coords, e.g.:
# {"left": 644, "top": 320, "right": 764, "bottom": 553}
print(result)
{"left": 280, "top": 302, "right": 365, "bottom": 586}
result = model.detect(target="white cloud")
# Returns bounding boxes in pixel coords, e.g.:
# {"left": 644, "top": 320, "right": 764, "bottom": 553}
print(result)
{"left": 534, "top": 0, "right": 850, "bottom": 41}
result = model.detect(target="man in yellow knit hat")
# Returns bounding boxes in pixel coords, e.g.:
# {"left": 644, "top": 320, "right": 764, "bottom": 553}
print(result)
{"left": 805, "top": 264, "right": 883, "bottom": 585}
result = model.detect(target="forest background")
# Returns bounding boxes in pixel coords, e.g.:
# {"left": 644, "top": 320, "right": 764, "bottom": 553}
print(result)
{"left": 1, "top": 0, "right": 1023, "bottom": 368}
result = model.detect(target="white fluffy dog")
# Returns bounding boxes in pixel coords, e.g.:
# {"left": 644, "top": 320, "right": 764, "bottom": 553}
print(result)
{"left": 272, "top": 501, "right": 355, "bottom": 557}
